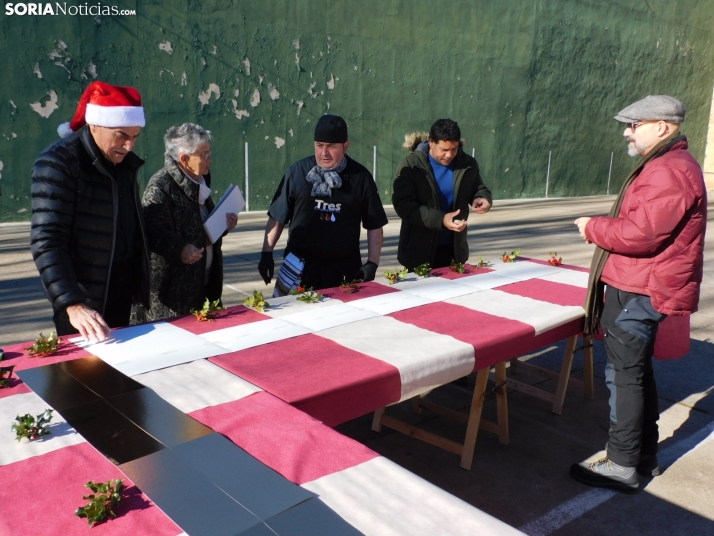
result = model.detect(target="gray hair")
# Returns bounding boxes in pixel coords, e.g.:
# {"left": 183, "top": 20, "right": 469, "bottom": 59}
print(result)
{"left": 164, "top": 123, "right": 212, "bottom": 161}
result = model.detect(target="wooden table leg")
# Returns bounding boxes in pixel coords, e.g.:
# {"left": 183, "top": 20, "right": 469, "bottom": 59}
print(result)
{"left": 460, "top": 368, "right": 490, "bottom": 470}
{"left": 583, "top": 335, "right": 594, "bottom": 400}
{"left": 411, "top": 395, "right": 422, "bottom": 414}
{"left": 372, "top": 407, "right": 385, "bottom": 432}
{"left": 552, "top": 334, "right": 578, "bottom": 415}
{"left": 494, "top": 362, "right": 509, "bottom": 445}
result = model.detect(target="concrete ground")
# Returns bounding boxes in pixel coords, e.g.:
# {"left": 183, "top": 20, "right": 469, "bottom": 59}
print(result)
{"left": 2, "top": 196, "right": 713, "bottom": 535}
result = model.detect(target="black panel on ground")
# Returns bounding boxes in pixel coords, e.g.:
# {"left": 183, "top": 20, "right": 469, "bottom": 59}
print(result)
{"left": 107, "top": 388, "right": 213, "bottom": 447}
{"left": 120, "top": 449, "right": 263, "bottom": 536}
{"left": 264, "top": 498, "right": 364, "bottom": 536}
{"left": 17, "top": 365, "right": 100, "bottom": 410}
{"left": 237, "top": 523, "right": 279, "bottom": 536}
{"left": 60, "top": 399, "right": 165, "bottom": 464}
{"left": 57, "top": 356, "right": 144, "bottom": 398}
{"left": 173, "top": 433, "right": 315, "bottom": 520}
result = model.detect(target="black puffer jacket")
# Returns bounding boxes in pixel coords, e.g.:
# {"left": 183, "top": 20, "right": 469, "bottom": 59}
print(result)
{"left": 140, "top": 156, "right": 223, "bottom": 321}
{"left": 30, "top": 127, "right": 150, "bottom": 317}
{"left": 392, "top": 140, "right": 492, "bottom": 269}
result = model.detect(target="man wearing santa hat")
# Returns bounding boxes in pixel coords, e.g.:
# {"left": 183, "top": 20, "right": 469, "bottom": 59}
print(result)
{"left": 31, "top": 81, "right": 151, "bottom": 342}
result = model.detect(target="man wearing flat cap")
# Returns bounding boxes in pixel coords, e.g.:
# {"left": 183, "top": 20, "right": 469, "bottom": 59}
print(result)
{"left": 572, "top": 95, "right": 707, "bottom": 492}
{"left": 258, "top": 114, "right": 387, "bottom": 291}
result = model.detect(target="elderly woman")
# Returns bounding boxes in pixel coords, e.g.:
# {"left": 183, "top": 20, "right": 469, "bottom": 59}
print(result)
{"left": 141, "top": 123, "right": 237, "bottom": 322}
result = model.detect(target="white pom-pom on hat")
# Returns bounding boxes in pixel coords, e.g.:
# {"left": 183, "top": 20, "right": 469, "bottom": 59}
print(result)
{"left": 57, "top": 122, "right": 74, "bottom": 138}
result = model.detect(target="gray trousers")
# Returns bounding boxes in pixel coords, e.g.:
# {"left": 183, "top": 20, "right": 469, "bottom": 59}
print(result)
{"left": 601, "top": 285, "right": 666, "bottom": 467}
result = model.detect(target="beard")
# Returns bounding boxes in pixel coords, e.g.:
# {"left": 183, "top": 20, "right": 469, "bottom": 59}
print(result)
{"left": 626, "top": 137, "right": 644, "bottom": 157}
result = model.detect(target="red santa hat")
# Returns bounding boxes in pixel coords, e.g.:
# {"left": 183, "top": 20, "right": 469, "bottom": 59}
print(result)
{"left": 57, "top": 81, "right": 145, "bottom": 137}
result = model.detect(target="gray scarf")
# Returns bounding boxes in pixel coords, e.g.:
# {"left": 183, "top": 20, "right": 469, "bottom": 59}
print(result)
{"left": 306, "top": 157, "right": 347, "bottom": 197}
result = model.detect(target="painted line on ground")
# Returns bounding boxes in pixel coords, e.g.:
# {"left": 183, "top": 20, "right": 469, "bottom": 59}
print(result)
{"left": 518, "top": 419, "right": 714, "bottom": 536}
{"left": 224, "top": 284, "right": 251, "bottom": 297}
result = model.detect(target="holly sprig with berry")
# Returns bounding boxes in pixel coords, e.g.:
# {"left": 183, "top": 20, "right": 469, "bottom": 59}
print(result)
{"left": 26, "top": 331, "right": 61, "bottom": 357}
{"left": 384, "top": 267, "right": 408, "bottom": 285}
{"left": 450, "top": 260, "right": 466, "bottom": 274}
{"left": 413, "top": 263, "right": 432, "bottom": 277}
{"left": 243, "top": 291, "right": 269, "bottom": 312}
{"left": 74, "top": 479, "right": 126, "bottom": 527}
{"left": 11, "top": 409, "right": 53, "bottom": 441}
{"left": 340, "top": 278, "right": 362, "bottom": 294}
{"left": 192, "top": 298, "right": 225, "bottom": 322}
{"left": 0, "top": 365, "right": 15, "bottom": 389}
{"left": 501, "top": 249, "right": 521, "bottom": 263}
{"left": 547, "top": 252, "right": 563, "bottom": 266}
{"left": 475, "top": 257, "right": 493, "bottom": 268}
{"left": 291, "top": 285, "right": 322, "bottom": 303}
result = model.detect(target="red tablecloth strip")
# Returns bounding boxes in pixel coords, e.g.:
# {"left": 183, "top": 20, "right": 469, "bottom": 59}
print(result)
{"left": 0, "top": 442, "right": 181, "bottom": 536}
{"left": 0, "top": 340, "right": 92, "bottom": 372}
{"left": 496, "top": 279, "right": 587, "bottom": 307}
{"left": 209, "top": 333, "right": 402, "bottom": 427}
{"left": 190, "top": 391, "right": 379, "bottom": 485}
{"left": 518, "top": 257, "right": 590, "bottom": 273}
{"left": 319, "top": 280, "right": 400, "bottom": 303}
{"left": 168, "top": 304, "right": 269, "bottom": 335}
{"left": 0, "top": 377, "right": 31, "bottom": 399}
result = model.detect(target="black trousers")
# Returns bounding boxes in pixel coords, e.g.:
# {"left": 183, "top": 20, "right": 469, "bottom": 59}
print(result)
{"left": 601, "top": 285, "right": 666, "bottom": 467}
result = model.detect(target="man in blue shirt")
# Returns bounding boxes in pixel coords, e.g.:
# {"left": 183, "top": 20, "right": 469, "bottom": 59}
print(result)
{"left": 393, "top": 119, "right": 492, "bottom": 270}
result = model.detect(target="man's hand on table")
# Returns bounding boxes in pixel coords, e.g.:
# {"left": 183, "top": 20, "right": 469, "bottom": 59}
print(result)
{"left": 66, "top": 303, "right": 111, "bottom": 343}
{"left": 574, "top": 217, "right": 592, "bottom": 244}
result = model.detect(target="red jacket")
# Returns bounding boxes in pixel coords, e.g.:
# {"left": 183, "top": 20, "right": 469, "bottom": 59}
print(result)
{"left": 586, "top": 139, "right": 707, "bottom": 315}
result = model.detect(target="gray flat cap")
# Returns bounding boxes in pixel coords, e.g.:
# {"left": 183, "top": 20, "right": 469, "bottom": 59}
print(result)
{"left": 614, "top": 95, "right": 686, "bottom": 123}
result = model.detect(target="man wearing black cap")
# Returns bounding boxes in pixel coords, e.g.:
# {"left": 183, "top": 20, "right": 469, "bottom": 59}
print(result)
{"left": 571, "top": 95, "right": 706, "bottom": 492}
{"left": 258, "top": 115, "right": 388, "bottom": 291}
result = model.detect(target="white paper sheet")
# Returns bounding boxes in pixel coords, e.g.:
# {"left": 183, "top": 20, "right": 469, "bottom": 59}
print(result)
{"left": 200, "top": 317, "right": 311, "bottom": 351}
{"left": 451, "top": 271, "right": 523, "bottom": 290}
{"left": 134, "top": 359, "right": 262, "bottom": 414}
{"left": 263, "top": 294, "right": 337, "bottom": 319}
{"left": 538, "top": 268, "right": 590, "bottom": 288}
{"left": 71, "top": 322, "right": 229, "bottom": 376}
{"left": 279, "top": 301, "right": 380, "bottom": 331}
{"left": 399, "top": 278, "right": 479, "bottom": 301}
{"left": 203, "top": 184, "right": 246, "bottom": 243}
{"left": 348, "top": 290, "right": 434, "bottom": 316}
{"left": 487, "top": 260, "right": 560, "bottom": 279}
{"left": 446, "top": 289, "right": 584, "bottom": 335}
{"left": 0, "top": 392, "right": 85, "bottom": 466}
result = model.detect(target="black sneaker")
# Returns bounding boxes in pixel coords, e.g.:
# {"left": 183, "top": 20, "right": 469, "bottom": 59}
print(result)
{"left": 637, "top": 454, "right": 661, "bottom": 477}
{"left": 570, "top": 458, "right": 639, "bottom": 492}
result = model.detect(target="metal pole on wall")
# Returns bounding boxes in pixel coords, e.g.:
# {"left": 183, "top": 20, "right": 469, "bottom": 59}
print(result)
{"left": 244, "top": 142, "right": 250, "bottom": 211}
{"left": 607, "top": 151, "right": 614, "bottom": 195}
{"left": 545, "top": 150, "right": 552, "bottom": 198}
{"left": 472, "top": 148, "right": 475, "bottom": 158}
{"left": 373, "top": 146, "right": 377, "bottom": 181}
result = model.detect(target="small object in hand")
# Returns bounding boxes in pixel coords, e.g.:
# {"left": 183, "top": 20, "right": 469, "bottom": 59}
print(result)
{"left": 384, "top": 267, "right": 408, "bottom": 285}
{"left": 340, "top": 278, "right": 362, "bottom": 294}
{"left": 243, "top": 290, "right": 270, "bottom": 312}
{"left": 547, "top": 252, "right": 563, "bottom": 266}
{"left": 11, "top": 409, "right": 53, "bottom": 441}
{"left": 501, "top": 249, "right": 521, "bottom": 263}
{"left": 75, "top": 479, "right": 126, "bottom": 527}
{"left": 475, "top": 257, "right": 493, "bottom": 268}
{"left": 290, "top": 286, "right": 322, "bottom": 303}
{"left": 414, "top": 263, "right": 432, "bottom": 277}
{"left": 26, "top": 331, "right": 61, "bottom": 357}
{"left": 0, "top": 365, "right": 15, "bottom": 389}
{"left": 191, "top": 298, "right": 225, "bottom": 322}
{"left": 449, "top": 259, "right": 466, "bottom": 274}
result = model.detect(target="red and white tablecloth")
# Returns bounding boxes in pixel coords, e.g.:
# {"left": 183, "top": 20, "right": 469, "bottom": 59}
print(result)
{"left": 1, "top": 259, "right": 593, "bottom": 535}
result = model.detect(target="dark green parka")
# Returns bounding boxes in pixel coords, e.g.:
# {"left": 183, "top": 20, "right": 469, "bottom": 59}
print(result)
{"left": 392, "top": 142, "right": 492, "bottom": 269}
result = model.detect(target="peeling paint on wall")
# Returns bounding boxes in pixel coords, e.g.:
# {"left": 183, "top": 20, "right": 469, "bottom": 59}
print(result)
{"left": 48, "top": 40, "right": 67, "bottom": 60}
{"left": 87, "top": 62, "right": 97, "bottom": 79}
{"left": 274, "top": 137, "right": 285, "bottom": 148}
{"left": 33, "top": 63, "right": 42, "bottom": 78}
{"left": 250, "top": 88, "right": 261, "bottom": 107}
{"left": 198, "top": 83, "right": 220, "bottom": 106}
{"left": 30, "top": 90, "right": 59, "bottom": 118}
{"left": 181, "top": 72, "right": 187, "bottom": 86}
{"left": 296, "top": 100, "right": 304, "bottom": 115}
{"left": 0, "top": 160, "right": 4, "bottom": 179}
{"left": 268, "top": 84, "right": 280, "bottom": 100}
{"left": 231, "top": 100, "right": 250, "bottom": 119}
{"left": 243, "top": 57, "right": 251, "bottom": 75}
{"left": 327, "top": 74, "right": 335, "bottom": 90}
{"left": 159, "top": 41, "right": 173, "bottom": 54}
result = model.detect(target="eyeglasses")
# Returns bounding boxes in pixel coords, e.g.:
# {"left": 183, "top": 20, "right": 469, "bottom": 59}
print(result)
{"left": 192, "top": 151, "right": 212, "bottom": 159}
{"left": 625, "top": 122, "right": 643, "bottom": 132}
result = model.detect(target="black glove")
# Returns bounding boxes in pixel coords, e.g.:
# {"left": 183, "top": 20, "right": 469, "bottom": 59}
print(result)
{"left": 258, "top": 251, "right": 274, "bottom": 284}
{"left": 355, "top": 261, "right": 378, "bottom": 282}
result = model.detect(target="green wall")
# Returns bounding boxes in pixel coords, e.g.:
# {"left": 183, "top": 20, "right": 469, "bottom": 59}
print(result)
{"left": 1, "top": 0, "right": 713, "bottom": 221}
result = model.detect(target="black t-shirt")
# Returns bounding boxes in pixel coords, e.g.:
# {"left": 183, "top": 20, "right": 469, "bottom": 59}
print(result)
{"left": 268, "top": 155, "right": 387, "bottom": 264}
